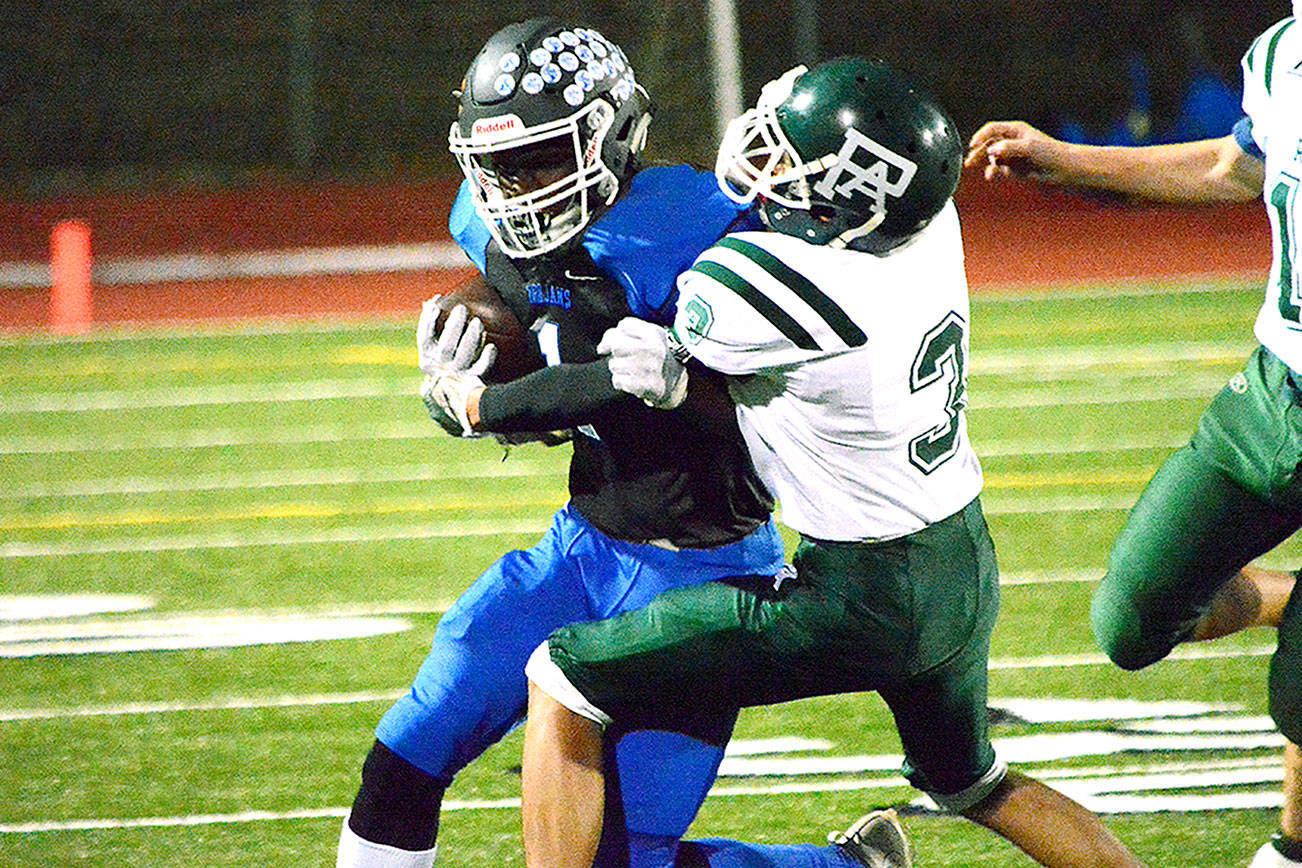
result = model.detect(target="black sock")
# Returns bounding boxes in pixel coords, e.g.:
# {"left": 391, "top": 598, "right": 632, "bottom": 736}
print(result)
{"left": 1273, "top": 832, "right": 1302, "bottom": 862}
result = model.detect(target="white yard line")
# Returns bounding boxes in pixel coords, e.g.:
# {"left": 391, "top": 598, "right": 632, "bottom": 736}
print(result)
{"left": 0, "top": 424, "right": 1189, "bottom": 459}
{"left": 0, "top": 377, "right": 409, "bottom": 414}
{"left": 988, "top": 643, "right": 1276, "bottom": 670}
{"left": 0, "top": 371, "right": 1229, "bottom": 417}
{"left": 0, "top": 517, "right": 554, "bottom": 559}
{"left": 0, "top": 242, "right": 468, "bottom": 290}
{"left": 0, "top": 421, "right": 433, "bottom": 456}
{"left": 0, "top": 637, "right": 1273, "bottom": 724}
{"left": 0, "top": 501, "right": 1123, "bottom": 559}
{"left": 0, "top": 690, "right": 407, "bottom": 722}
{"left": 3, "top": 461, "right": 561, "bottom": 499}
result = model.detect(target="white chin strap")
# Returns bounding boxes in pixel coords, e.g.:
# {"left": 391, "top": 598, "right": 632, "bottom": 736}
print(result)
{"left": 829, "top": 210, "right": 886, "bottom": 249}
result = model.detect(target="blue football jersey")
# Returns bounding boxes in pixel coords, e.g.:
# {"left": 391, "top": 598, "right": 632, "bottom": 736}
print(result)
{"left": 449, "top": 165, "right": 754, "bottom": 322}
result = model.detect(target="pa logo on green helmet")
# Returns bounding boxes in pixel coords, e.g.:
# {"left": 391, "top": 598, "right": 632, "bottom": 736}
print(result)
{"left": 812, "top": 128, "right": 918, "bottom": 212}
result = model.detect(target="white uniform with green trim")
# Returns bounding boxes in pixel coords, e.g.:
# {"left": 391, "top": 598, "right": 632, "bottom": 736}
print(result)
{"left": 672, "top": 202, "right": 982, "bottom": 542}
{"left": 1244, "top": 13, "right": 1302, "bottom": 371}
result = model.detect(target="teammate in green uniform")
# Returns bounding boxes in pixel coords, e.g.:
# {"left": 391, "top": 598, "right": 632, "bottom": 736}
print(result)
{"left": 520, "top": 56, "right": 1147, "bottom": 868}
{"left": 965, "top": 9, "right": 1302, "bottom": 867}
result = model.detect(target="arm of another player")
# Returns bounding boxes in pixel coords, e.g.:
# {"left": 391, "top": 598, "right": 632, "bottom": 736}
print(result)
{"left": 964, "top": 119, "right": 1264, "bottom": 204}
{"left": 596, "top": 318, "right": 689, "bottom": 409}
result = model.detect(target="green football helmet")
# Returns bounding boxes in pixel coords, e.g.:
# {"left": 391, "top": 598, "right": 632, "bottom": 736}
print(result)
{"left": 716, "top": 56, "right": 962, "bottom": 254}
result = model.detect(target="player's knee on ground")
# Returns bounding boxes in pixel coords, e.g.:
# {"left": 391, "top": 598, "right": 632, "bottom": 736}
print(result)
{"left": 347, "top": 740, "right": 448, "bottom": 850}
{"left": 1270, "top": 585, "right": 1302, "bottom": 744}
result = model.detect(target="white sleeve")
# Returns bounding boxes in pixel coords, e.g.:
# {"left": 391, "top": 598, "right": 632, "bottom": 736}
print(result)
{"left": 672, "top": 236, "right": 845, "bottom": 375}
{"left": 672, "top": 262, "right": 796, "bottom": 376}
{"left": 1240, "top": 18, "right": 1293, "bottom": 149}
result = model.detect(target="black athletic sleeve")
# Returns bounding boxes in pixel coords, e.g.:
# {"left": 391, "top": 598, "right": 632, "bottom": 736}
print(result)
{"left": 477, "top": 359, "right": 628, "bottom": 433}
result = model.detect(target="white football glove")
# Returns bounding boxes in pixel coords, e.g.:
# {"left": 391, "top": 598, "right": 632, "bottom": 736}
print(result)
{"left": 421, "top": 370, "right": 485, "bottom": 438}
{"left": 416, "top": 296, "right": 498, "bottom": 377}
{"left": 597, "top": 317, "right": 688, "bottom": 410}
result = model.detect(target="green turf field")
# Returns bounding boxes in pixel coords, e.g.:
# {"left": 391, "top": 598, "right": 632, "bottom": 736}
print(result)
{"left": 0, "top": 278, "right": 1292, "bottom": 866}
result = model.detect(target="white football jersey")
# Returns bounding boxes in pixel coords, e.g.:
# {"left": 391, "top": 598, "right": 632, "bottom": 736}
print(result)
{"left": 1243, "top": 16, "right": 1302, "bottom": 370}
{"left": 673, "top": 203, "right": 983, "bottom": 542}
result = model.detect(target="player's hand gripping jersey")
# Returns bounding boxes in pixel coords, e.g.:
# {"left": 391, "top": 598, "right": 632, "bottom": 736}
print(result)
{"left": 1244, "top": 14, "right": 1302, "bottom": 370}
{"left": 674, "top": 203, "right": 983, "bottom": 542}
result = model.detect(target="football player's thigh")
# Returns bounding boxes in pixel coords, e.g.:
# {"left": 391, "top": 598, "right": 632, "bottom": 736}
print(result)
{"left": 1093, "top": 444, "right": 1299, "bottom": 668}
{"left": 377, "top": 541, "right": 589, "bottom": 777}
{"left": 882, "top": 638, "right": 995, "bottom": 799}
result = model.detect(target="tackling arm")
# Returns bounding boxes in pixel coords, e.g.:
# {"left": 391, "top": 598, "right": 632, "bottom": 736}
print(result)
{"left": 965, "top": 120, "right": 1264, "bottom": 205}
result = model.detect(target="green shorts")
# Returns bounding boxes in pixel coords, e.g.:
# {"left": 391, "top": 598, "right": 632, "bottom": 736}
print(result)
{"left": 1092, "top": 345, "right": 1302, "bottom": 670}
{"left": 547, "top": 498, "right": 1003, "bottom": 805}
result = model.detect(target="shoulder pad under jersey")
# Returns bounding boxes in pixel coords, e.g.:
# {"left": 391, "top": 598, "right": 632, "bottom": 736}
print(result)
{"left": 449, "top": 180, "right": 491, "bottom": 275}
{"left": 583, "top": 165, "right": 752, "bottom": 324}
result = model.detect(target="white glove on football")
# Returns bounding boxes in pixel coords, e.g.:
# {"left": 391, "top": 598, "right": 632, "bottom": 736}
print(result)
{"left": 421, "top": 370, "right": 485, "bottom": 438}
{"left": 597, "top": 317, "right": 688, "bottom": 410}
{"left": 417, "top": 297, "right": 498, "bottom": 377}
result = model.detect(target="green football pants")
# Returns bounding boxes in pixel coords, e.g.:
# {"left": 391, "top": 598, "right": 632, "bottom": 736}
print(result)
{"left": 1091, "top": 345, "right": 1302, "bottom": 740}
{"left": 548, "top": 499, "right": 1001, "bottom": 800}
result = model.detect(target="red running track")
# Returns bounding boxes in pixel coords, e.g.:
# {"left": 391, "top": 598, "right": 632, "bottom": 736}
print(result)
{"left": 0, "top": 170, "right": 1272, "bottom": 330}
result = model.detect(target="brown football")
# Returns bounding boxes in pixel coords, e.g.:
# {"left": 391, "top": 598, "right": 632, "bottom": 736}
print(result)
{"left": 433, "top": 273, "right": 541, "bottom": 383}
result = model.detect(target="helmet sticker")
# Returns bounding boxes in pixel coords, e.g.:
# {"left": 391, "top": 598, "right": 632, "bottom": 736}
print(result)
{"left": 563, "top": 83, "right": 585, "bottom": 106}
{"left": 521, "top": 72, "right": 545, "bottom": 95}
{"left": 576, "top": 45, "right": 594, "bottom": 63}
{"left": 494, "top": 74, "right": 516, "bottom": 97}
{"left": 558, "top": 52, "right": 579, "bottom": 72}
{"left": 812, "top": 128, "right": 918, "bottom": 214}
{"left": 543, "top": 36, "right": 564, "bottom": 53}
{"left": 540, "top": 63, "right": 562, "bottom": 84}
{"left": 499, "top": 52, "right": 521, "bottom": 73}
{"left": 575, "top": 70, "right": 593, "bottom": 91}
{"left": 560, "top": 30, "right": 580, "bottom": 46}
{"left": 682, "top": 296, "right": 714, "bottom": 344}
{"left": 529, "top": 47, "right": 552, "bottom": 67}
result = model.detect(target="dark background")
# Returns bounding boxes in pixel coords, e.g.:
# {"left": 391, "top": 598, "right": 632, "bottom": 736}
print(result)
{"left": 1, "top": 0, "right": 1284, "bottom": 199}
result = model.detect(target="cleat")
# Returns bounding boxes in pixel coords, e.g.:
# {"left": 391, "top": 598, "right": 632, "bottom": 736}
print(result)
{"left": 827, "top": 809, "right": 911, "bottom": 868}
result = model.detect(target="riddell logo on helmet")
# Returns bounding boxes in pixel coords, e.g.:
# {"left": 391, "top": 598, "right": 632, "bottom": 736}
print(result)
{"left": 473, "top": 115, "right": 522, "bottom": 137}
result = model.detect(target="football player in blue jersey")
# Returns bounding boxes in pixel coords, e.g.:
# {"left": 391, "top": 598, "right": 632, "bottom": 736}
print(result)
{"left": 334, "top": 17, "right": 788, "bottom": 868}
{"left": 966, "top": 9, "right": 1302, "bottom": 867}
{"left": 520, "top": 56, "right": 1147, "bottom": 868}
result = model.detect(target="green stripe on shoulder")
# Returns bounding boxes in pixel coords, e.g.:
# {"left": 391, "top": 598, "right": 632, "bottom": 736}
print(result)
{"left": 717, "top": 237, "right": 867, "bottom": 347}
{"left": 689, "top": 260, "right": 819, "bottom": 350}
{"left": 1253, "top": 18, "right": 1294, "bottom": 95}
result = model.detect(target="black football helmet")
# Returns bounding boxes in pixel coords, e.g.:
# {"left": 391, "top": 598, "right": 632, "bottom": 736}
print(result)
{"left": 715, "top": 56, "right": 962, "bottom": 254}
{"left": 448, "top": 17, "right": 653, "bottom": 258}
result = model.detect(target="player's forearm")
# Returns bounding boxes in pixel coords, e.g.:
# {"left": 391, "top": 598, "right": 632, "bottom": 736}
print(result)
{"left": 476, "top": 360, "right": 625, "bottom": 432}
{"left": 1052, "top": 136, "right": 1260, "bottom": 204}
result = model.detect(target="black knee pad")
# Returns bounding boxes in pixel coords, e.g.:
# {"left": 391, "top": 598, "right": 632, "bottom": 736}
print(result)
{"left": 347, "top": 740, "right": 448, "bottom": 851}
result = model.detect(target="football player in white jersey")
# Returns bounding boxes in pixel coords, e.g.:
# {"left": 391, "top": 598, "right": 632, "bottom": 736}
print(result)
{"left": 521, "top": 56, "right": 1147, "bottom": 868}
{"left": 966, "top": 8, "right": 1302, "bottom": 867}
